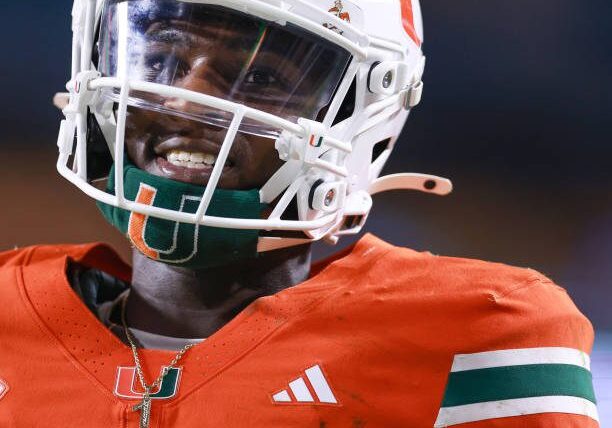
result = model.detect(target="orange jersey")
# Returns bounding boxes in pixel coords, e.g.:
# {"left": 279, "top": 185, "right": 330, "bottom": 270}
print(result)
{"left": 0, "top": 234, "right": 599, "bottom": 427}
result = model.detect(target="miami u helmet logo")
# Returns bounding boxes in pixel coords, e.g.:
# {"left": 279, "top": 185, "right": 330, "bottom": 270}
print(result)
{"left": 323, "top": 0, "right": 351, "bottom": 34}
{"left": 328, "top": 0, "right": 351, "bottom": 22}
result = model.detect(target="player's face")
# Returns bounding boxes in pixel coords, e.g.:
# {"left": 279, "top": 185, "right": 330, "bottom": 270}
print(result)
{"left": 123, "top": 19, "right": 287, "bottom": 189}
{"left": 98, "top": 0, "right": 352, "bottom": 189}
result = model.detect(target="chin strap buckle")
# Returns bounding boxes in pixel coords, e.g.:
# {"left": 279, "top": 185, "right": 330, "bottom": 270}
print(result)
{"left": 402, "top": 80, "right": 424, "bottom": 109}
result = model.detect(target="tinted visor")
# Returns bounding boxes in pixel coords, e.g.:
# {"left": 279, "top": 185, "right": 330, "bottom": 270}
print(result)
{"left": 98, "top": 0, "right": 352, "bottom": 137}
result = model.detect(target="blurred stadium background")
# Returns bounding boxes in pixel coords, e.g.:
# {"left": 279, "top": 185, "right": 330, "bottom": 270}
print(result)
{"left": 1, "top": 0, "right": 610, "bottom": 423}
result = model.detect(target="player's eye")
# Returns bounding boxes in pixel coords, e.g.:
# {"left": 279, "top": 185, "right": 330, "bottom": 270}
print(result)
{"left": 149, "top": 57, "right": 164, "bottom": 72}
{"left": 243, "top": 68, "right": 279, "bottom": 87}
{"left": 145, "top": 53, "right": 190, "bottom": 81}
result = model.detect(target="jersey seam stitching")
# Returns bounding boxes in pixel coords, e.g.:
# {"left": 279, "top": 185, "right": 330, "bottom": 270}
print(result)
{"left": 494, "top": 276, "right": 554, "bottom": 300}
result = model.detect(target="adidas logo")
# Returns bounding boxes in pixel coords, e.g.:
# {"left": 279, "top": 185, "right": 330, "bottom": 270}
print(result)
{"left": 272, "top": 364, "right": 338, "bottom": 405}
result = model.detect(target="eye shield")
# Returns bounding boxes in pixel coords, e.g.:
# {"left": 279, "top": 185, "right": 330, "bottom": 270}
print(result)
{"left": 97, "top": 0, "right": 353, "bottom": 137}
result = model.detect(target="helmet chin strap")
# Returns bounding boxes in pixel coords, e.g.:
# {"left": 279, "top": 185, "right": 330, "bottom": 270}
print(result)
{"left": 98, "top": 161, "right": 267, "bottom": 269}
{"left": 369, "top": 173, "right": 453, "bottom": 196}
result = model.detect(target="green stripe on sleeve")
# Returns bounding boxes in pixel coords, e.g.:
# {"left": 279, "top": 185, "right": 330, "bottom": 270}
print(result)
{"left": 441, "top": 363, "right": 596, "bottom": 407}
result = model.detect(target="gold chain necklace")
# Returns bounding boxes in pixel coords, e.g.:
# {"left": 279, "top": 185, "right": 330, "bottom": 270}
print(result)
{"left": 120, "top": 294, "right": 196, "bottom": 428}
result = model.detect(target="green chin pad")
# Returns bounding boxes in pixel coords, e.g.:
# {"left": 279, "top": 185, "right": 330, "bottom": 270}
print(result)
{"left": 97, "top": 162, "right": 266, "bottom": 269}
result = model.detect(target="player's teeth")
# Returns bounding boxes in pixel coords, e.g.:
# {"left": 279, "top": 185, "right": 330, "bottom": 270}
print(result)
{"left": 184, "top": 161, "right": 206, "bottom": 169}
{"left": 202, "top": 154, "right": 216, "bottom": 165}
{"left": 191, "top": 153, "right": 205, "bottom": 162}
{"left": 165, "top": 151, "right": 218, "bottom": 168}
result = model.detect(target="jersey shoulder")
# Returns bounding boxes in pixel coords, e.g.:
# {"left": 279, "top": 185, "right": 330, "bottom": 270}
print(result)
{"left": 0, "top": 243, "right": 129, "bottom": 281}
{"left": 336, "top": 234, "right": 594, "bottom": 355}
{"left": 314, "top": 235, "right": 592, "bottom": 344}
{"left": 359, "top": 234, "right": 587, "bottom": 322}
{"left": 0, "top": 245, "right": 34, "bottom": 268}
{"left": 365, "top": 233, "right": 557, "bottom": 299}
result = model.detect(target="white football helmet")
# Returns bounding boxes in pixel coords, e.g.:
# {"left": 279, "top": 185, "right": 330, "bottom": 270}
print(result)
{"left": 56, "top": 0, "right": 452, "bottom": 253}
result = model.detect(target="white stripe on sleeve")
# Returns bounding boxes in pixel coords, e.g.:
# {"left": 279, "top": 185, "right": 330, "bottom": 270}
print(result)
{"left": 450, "top": 347, "right": 591, "bottom": 372}
{"left": 434, "top": 395, "right": 599, "bottom": 427}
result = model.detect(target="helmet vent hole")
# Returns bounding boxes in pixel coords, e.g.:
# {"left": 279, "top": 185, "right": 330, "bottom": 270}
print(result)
{"left": 341, "top": 215, "right": 363, "bottom": 231}
{"left": 371, "top": 138, "right": 391, "bottom": 162}
{"left": 331, "top": 77, "right": 357, "bottom": 126}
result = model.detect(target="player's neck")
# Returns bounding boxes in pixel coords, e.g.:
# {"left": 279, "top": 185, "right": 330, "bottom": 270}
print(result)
{"left": 124, "top": 244, "right": 312, "bottom": 339}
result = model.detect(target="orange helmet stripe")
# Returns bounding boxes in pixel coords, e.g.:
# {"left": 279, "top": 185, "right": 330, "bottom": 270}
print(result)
{"left": 400, "top": 0, "right": 421, "bottom": 46}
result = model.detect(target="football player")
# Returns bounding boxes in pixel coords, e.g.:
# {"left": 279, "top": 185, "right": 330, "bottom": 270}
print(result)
{"left": 0, "top": 0, "right": 599, "bottom": 427}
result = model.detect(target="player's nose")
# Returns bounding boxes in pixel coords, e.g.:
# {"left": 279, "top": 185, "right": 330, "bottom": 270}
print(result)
{"left": 163, "top": 58, "right": 226, "bottom": 113}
